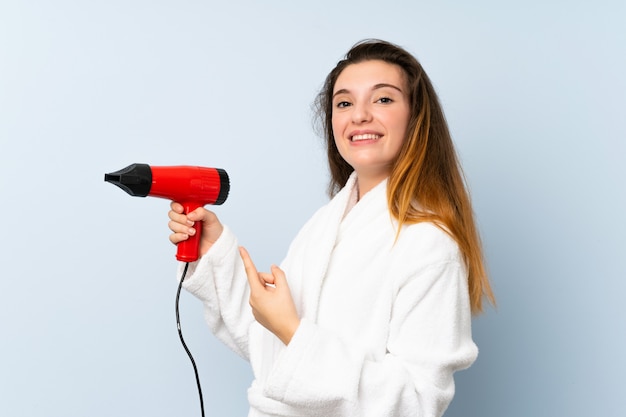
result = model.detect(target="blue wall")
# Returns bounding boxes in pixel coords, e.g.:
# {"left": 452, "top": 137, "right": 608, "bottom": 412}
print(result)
{"left": 1, "top": 1, "right": 624, "bottom": 416}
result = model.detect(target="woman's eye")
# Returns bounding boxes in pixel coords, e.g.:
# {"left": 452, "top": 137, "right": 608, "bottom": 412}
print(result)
{"left": 336, "top": 101, "right": 351, "bottom": 108}
{"left": 377, "top": 97, "right": 393, "bottom": 104}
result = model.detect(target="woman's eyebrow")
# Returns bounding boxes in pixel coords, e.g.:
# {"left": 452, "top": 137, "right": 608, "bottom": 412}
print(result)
{"left": 332, "top": 83, "right": 404, "bottom": 99}
{"left": 373, "top": 83, "right": 404, "bottom": 93}
{"left": 332, "top": 88, "right": 350, "bottom": 98}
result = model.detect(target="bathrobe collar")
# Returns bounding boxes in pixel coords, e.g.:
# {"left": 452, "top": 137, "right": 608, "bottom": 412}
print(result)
{"left": 298, "top": 172, "right": 389, "bottom": 321}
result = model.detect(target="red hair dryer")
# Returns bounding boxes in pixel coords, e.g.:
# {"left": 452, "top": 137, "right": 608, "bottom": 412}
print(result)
{"left": 104, "top": 163, "right": 230, "bottom": 262}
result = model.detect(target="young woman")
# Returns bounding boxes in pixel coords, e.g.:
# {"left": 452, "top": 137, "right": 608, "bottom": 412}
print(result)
{"left": 168, "top": 39, "right": 494, "bottom": 417}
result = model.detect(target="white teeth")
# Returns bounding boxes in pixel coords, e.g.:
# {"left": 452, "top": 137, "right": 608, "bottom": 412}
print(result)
{"left": 351, "top": 134, "right": 380, "bottom": 141}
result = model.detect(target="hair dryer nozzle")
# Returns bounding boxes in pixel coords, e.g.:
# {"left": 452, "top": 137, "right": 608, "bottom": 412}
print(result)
{"left": 104, "top": 163, "right": 152, "bottom": 197}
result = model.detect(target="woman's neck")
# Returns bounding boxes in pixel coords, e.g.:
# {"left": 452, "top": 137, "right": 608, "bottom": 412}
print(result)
{"left": 356, "top": 174, "right": 387, "bottom": 201}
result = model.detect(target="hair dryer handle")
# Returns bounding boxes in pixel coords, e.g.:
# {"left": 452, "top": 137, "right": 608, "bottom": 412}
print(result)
{"left": 176, "top": 202, "right": 203, "bottom": 262}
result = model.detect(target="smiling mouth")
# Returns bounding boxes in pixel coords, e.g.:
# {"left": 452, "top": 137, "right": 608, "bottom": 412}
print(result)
{"left": 351, "top": 133, "right": 381, "bottom": 142}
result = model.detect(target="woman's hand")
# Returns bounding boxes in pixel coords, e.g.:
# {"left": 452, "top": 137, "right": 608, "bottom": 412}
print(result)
{"left": 167, "top": 202, "right": 224, "bottom": 258}
{"left": 239, "top": 246, "right": 300, "bottom": 345}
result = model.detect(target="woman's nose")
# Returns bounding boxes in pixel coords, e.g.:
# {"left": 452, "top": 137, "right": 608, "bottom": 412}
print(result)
{"left": 351, "top": 102, "right": 372, "bottom": 124}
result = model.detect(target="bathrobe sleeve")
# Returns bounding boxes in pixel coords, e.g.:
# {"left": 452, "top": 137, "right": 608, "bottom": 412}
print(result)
{"left": 177, "top": 225, "right": 254, "bottom": 360}
{"left": 261, "top": 232, "right": 477, "bottom": 417}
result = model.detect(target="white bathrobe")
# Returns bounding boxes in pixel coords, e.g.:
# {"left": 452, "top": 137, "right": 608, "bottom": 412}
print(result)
{"left": 179, "top": 174, "right": 478, "bottom": 417}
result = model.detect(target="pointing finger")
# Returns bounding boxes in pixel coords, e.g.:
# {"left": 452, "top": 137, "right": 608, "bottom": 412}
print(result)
{"left": 239, "top": 247, "right": 264, "bottom": 288}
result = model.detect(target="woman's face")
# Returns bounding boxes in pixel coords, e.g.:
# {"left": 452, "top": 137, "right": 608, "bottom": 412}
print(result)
{"left": 331, "top": 60, "right": 410, "bottom": 185}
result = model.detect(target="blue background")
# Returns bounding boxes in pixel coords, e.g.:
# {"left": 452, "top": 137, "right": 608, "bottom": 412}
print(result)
{"left": 1, "top": 1, "right": 624, "bottom": 416}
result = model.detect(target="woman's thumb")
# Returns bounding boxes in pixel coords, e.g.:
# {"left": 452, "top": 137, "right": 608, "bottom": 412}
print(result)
{"left": 271, "top": 265, "right": 288, "bottom": 286}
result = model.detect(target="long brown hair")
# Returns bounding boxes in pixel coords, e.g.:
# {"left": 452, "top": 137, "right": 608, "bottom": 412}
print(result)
{"left": 314, "top": 39, "right": 495, "bottom": 314}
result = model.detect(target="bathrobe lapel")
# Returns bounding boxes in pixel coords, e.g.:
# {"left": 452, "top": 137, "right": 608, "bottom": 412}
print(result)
{"left": 292, "top": 174, "right": 358, "bottom": 322}
{"left": 291, "top": 174, "right": 390, "bottom": 323}
{"left": 335, "top": 178, "right": 390, "bottom": 249}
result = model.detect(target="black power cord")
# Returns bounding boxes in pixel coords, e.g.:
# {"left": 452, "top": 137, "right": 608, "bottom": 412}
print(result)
{"left": 176, "top": 262, "right": 205, "bottom": 417}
